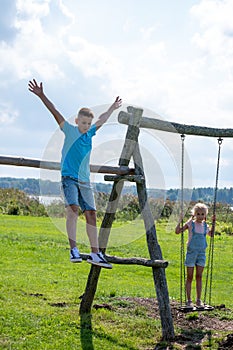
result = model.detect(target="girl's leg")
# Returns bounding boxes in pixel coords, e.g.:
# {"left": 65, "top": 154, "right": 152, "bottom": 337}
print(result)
{"left": 85, "top": 210, "right": 99, "bottom": 253}
{"left": 196, "top": 265, "right": 204, "bottom": 302}
{"left": 186, "top": 267, "right": 194, "bottom": 302}
{"left": 66, "top": 204, "right": 79, "bottom": 249}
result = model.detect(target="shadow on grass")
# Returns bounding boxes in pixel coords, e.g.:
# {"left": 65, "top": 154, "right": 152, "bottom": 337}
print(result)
{"left": 153, "top": 329, "right": 213, "bottom": 349}
{"left": 80, "top": 312, "right": 138, "bottom": 350}
{"left": 174, "top": 329, "right": 213, "bottom": 349}
{"left": 80, "top": 313, "right": 94, "bottom": 350}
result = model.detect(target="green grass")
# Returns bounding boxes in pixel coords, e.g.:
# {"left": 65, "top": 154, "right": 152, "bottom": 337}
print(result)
{"left": 0, "top": 215, "right": 232, "bottom": 349}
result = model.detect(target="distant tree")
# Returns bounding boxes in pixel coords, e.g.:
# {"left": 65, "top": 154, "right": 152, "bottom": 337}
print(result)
{"left": 0, "top": 188, "right": 47, "bottom": 216}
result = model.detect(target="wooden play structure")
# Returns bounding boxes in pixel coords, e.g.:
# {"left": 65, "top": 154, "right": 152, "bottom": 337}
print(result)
{"left": 1, "top": 105, "right": 233, "bottom": 341}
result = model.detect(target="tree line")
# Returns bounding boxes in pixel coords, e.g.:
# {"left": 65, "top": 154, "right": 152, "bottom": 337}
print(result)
{"left": 0, "top": 177, "right": 233, "bottom": 204}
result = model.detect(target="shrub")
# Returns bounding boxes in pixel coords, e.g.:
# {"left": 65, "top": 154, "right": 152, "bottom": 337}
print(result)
{"left": 46, "top": 200, "right": 66, "bottom": 218}
{"left": 220, "top": 222, "right": 233, "bottom": 236}
{"left": 0, "top": 188, "right": 47, "bottom": 217}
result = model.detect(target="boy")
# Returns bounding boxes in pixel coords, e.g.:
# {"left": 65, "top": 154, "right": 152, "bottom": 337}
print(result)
{"left": 28, "top": 79, "right": 122, "bottom": 268}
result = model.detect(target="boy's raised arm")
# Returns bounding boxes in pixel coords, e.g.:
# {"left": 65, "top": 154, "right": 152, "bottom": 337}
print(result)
{"left": 28, "top": 79, "right": 65, "bottom": 127}
{"left": 95, "top": 96, "right": 122, "bottom": 130}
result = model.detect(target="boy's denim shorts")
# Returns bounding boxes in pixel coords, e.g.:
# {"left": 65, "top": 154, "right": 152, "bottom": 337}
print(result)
{"left": 61, "top": 176, "right": 96, "bottom": 212}
{"left": 185, "top": 248, "right": 206, "bottom": 267}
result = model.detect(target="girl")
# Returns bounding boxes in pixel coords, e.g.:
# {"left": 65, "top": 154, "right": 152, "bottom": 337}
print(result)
{"left": 175, "top": 203, "right": 214, "bottom": 307}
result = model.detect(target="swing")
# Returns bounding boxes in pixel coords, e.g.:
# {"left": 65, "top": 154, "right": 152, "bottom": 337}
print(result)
{"left": 178, "top": 135, "right": 223, "bottom": 313}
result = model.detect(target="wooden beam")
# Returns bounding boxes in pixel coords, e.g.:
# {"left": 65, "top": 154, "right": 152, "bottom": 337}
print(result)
{"left": 133, "top": 140, "right": 175, "bottom": 340}
{"left": 80, "top": 253, "right": 168, "bottom": 268}
{"left": 0, "top": 155, "right": 134, "bottom": 175}
{"left": 104, "top": 174, "right": 144, "bottom": 183}
{"left": 118, "top": 110, "right": 233, "bottom": 138}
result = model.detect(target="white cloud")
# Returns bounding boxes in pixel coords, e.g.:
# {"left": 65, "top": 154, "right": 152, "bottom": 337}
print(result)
{"left": 140, "top": 26, "right": 157, "bottom": 40}
{"left": 0, "top": 0, "right": 69, "bottom": 81}
{"left": 66, "top": 36, "right": 120, "bottom": 79}
{"left": 0, "top": 0, "right": 233, "bottom": 186}
{"left": 16, "top": 0, "right": 50, "bottom": 18}
{"left": 191, "top": 0, "right": 233, "bottom": 70}
{"left": 0, "top": 102, "right": 18, "bottom": 124}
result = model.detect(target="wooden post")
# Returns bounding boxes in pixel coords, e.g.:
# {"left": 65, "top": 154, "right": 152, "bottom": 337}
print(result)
{"left": 79, "top": 107, "right": 143, "bottom": 314}
{"left": 133, "top": 142, "right": 175, "bottom": 340}
{"left": 80, "top": 106, "right": 175, "bottom": 341}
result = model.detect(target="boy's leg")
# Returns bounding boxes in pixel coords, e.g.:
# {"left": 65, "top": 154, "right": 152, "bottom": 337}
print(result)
{"left": 79, "top": 183, "right": 112, "bottom": 268}
{"left": 85, "top": 210, "right": 112, "bottom": 269}
{"left": 84, "top": 210, "right": 99, "bottom": 253}
{"left": 66, "top": 204, "right": 79, "bottom": 249}
{"left": 186, "top": 266, "right": 194, "bottom": 302}
{"left": 195, "top": 265, "right": 204, "bottom": 302}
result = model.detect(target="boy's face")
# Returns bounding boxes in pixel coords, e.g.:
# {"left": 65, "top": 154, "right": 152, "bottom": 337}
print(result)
{"left": 76, "top": 115, "right": 92, "bottom": 134}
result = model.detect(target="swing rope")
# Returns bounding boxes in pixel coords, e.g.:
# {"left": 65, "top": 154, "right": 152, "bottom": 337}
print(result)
{"left": 180, "top": 134, "right": 186, "bottom": 306}
{"left": 204, "top": 137, "right": 223, "bottom": 306}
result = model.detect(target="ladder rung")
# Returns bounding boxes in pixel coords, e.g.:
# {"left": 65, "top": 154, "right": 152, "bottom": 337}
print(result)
{"left": 104, "top": 174, "right": 144, "bottom": 183}
{"left": 80, "top": 253, "right": 168, "bottom": 268}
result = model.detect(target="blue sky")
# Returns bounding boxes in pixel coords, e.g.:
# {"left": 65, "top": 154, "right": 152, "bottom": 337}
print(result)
{"left": 1, "top": 0, "right": 233, "bottom": 190}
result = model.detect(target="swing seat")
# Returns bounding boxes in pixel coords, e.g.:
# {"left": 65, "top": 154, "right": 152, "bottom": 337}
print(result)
{"left": 178, "top": 304, "right": 214, "bottom": 313}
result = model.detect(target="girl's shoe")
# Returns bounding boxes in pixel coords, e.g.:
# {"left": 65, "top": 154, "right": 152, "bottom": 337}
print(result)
{"left": 186, "top": 300, "right": 193, "bottom": 307}
{"left": 196, "top": 299, "right": 204, "bottom": 307}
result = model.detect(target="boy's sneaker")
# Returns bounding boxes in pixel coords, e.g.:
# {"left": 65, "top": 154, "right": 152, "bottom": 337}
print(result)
{"left": 70, "top": 247, "right": 82, "bottom": 263}
{"left": 87, "top": 252, "right": 112, "bottom": 269}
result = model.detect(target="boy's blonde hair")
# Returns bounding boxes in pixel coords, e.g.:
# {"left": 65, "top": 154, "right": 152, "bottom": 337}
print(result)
{"left": 77, "top": 107, "right": 94, "bottom": 119}
{"left": 191, "top": 202, "right": 208, "bottom": 216}
{"left": 75, "top": 108, "right": 94, "bottom": 124}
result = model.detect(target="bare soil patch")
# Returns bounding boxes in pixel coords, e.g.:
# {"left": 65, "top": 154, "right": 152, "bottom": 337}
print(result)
{"left": 95, "top": 297, "right": 233, "bottom": 349}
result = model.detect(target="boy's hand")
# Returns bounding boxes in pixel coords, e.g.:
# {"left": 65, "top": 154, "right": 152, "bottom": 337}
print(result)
{"left": 28, "top": 78, "right": 65, "bottom": 126}
{"left": 95, "top": 96, "right": 122, "bottom": 129}
{"left": 112, "top": 96, "right": 122, "bottom": 110}
{"left": 28, "top": 79, "right": 44, "bottom": 97}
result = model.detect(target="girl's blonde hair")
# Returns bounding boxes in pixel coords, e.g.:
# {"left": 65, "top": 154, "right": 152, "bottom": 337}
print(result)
{"left": 191, "top": 202, "right": 208, "bottom": 216}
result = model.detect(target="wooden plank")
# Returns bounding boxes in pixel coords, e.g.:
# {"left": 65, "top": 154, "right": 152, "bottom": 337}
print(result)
{"left": 104, "top": 174, "right": 144, "bottom": 183}
{"left": 0, "top": 155, "right": 134, "bottom": 175}
{"left": 118, "top": 110, "right": 233, "bottom": 137}
{"left": 79, "top": 253, "right": 168, "bottom": 268}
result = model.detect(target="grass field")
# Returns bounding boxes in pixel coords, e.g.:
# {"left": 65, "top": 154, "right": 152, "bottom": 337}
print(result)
{"left": 0, "top": 215, "right": 232, "bottom": 349}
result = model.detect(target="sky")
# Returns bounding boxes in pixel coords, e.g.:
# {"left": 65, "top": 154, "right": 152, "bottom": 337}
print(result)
{"left": 1, "top": 0, "right": 233, "bottom": 191}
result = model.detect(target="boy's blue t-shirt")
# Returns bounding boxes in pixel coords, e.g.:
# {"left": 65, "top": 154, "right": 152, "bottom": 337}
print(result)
{"left": 60, "top": 121, "right": 96, "bottom": 182}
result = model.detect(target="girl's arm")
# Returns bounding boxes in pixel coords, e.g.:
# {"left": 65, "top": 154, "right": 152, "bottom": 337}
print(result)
{"left": 208, "top": 214, "right": 216, "bottom": 237}
{"left": 175, "top": 222, "right": 189, "bottom": 234}
{"left": 175, "top": 216, "right": 191, "bottom": 234}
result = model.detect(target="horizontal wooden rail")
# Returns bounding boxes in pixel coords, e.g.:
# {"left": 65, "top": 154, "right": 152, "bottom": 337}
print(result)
{"left": 118, "top": 110, "right": 233, "bottom": 138}
{"left": 0, "top": 155, "right": 134, "bottom": 175}
{"left": 80, "top": 253, "right": 168, "bottom": 268}
{"left": 104, "top": 174, "right": 145, "bottom": 183}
